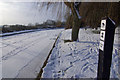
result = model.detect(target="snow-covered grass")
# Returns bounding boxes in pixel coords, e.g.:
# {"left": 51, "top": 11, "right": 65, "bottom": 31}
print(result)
{"left": 42, "top": 28, "right": 120, "bottom": 79}
{"left": 0, "top": 38, "right": 2, "bottom": 79}
{"left": 1, "top": 28, "right": 63, "bottom": 78}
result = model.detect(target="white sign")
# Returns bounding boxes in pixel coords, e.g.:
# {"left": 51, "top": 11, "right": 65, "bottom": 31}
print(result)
{"left": 101, "top": 20, "right": 106, "bottom": 30}
{"left": 99, "top": 41, "right": 104, "bottom": 51}
{"left": 100, "top": 31, "right": 105, "bottom": 41}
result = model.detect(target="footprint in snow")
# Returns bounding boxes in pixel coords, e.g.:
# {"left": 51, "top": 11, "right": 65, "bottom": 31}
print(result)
{"left": 64, "top": 65, "right": 73, "bottom": 72}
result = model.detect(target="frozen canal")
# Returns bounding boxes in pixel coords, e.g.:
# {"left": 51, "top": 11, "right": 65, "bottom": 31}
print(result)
{"left": 1, "top": 29, "right": 63, "bottom": 78}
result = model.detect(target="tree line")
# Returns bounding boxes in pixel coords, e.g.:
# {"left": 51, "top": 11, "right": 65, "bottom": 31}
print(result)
{"left": 65, "top": 2, "right": 120, "bottom": 41}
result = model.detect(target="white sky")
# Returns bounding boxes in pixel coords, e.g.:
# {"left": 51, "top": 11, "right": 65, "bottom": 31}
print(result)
{"left": 0, "top": 2, "right": 46, "bottom": 25}
{"left": 0, "top": 0, "right": 119, "bottom": 25}
{"left": 0, "top": 1, "right": 67, "bottom": 25}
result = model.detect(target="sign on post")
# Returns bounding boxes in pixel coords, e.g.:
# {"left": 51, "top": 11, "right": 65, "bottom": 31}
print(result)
{"left": 97, "top": 17, "right": 116, "bottom": 80}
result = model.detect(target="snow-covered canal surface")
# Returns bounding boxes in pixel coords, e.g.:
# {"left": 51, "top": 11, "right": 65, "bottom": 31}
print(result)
{"left": 1, "top": 29, "right": 63, "bottom": 78}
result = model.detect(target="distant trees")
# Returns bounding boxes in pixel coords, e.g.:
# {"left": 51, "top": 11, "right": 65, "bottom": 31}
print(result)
{"left": 64, "top": 2, "right": 120, "bottom": 41}
{"left": 37, "top": 2, "right": 82, "bottom": 41}
{"left": 2, "top": 20, "right": 65, "bottom": 33}
{"left": 65, "top": 2, "right": 120, "bottom": 29}
{"left": 79, "top": 2, "right": 120, "bottom": 28}
{"left": 108, "top": 2, "right": 120, "bottom": 26}
{"left": 2, "top": 25, "right": 28, "bottom": 33}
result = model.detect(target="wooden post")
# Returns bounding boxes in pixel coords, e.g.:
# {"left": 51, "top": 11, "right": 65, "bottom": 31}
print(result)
{"left": 97, "top": 17, "right": 116, "bottom": 80}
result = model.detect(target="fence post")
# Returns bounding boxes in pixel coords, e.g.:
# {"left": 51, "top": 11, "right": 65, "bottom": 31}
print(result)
{"left": 97, "top": 17, "right": 116, "bottom": 80}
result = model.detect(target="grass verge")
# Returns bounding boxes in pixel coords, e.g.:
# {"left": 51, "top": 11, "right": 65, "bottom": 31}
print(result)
{"left": 35, "top": 32, "right": 61, "bottom": 80}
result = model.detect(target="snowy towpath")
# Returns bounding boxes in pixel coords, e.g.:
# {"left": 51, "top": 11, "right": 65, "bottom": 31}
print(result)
{"left": 1, "top": 29, "right": 63, "bottom": 78}
{"left": 42, "top": 28, "right": 120, "bottom": 79}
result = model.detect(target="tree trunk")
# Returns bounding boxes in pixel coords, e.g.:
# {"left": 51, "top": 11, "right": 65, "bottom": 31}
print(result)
{"left": 72, "top": 16, "right": 80, "bottom": 41}
{"left": 71, "top": 3, "right": 80, "bottom": 41}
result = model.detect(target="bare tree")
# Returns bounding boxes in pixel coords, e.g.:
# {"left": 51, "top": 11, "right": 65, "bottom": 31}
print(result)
{"left": 64, "top": 2, "right": 81, "bottom": 41}
{"left": 36, "top": 1, "right": 81, "bottom": 41}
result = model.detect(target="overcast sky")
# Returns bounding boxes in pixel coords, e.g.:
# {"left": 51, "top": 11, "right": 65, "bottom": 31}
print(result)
{"left": 0, "top": 0, "right": 68, "bottom": 25}
{"left": 0, "top": 0, "right": 119, "bottom": 25}
{"left": 0, "top": 0, "right": 69, "bottom": 25}
{"left": 0, "top": 1, "right": 47, "bottom": 25}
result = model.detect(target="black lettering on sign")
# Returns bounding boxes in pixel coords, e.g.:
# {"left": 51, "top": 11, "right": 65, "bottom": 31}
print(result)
{"left": 100, "top": 31, "right": 105, "bottom": 41}
{"left": 99, "top": 41, "right": 104, "bottom": 51}
{"left": 101, "top": 20, "right": 106, "bottom": 30}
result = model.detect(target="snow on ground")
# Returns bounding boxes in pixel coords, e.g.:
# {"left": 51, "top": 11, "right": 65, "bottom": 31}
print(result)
{"left": 0, "top": 28, "right": 63, "bottom": 78}
{"left": 0, "top": 38, "right": 2, "bottom": 79}
{"left": 42, "top": 28, "right": 120, "bottom": 79}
